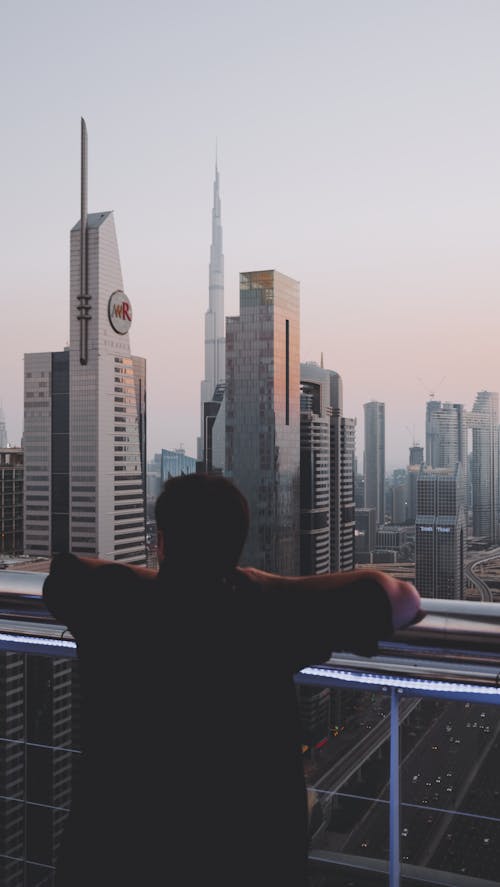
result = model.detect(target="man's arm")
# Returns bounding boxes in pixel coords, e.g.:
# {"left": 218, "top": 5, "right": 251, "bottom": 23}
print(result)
{"left": 43, "top": 554, "right": 158, "bottom": 627}
{"left": 239, "top": 567, "right": 421, "bottom": 631}
{"left": 73, "top": 556, "right": 158, "bottom": 581}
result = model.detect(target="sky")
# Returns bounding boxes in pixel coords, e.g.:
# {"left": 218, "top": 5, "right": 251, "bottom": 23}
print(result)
{"left": 2, "top": 0, "right": 500, "bottom": 470}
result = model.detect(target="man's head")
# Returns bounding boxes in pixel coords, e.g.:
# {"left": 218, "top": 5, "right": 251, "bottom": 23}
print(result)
{"left": 154, "top": 473, "right": 249, "bottom": 576}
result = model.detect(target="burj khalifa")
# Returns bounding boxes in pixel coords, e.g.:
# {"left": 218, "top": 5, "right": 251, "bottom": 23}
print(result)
{"left": 197, "top": 158, "right": 225, "bottom": 472}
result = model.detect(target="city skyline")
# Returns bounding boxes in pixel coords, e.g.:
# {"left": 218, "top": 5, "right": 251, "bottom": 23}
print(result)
{"left": 3, "top": 1, "right": 500, "bottom": 469}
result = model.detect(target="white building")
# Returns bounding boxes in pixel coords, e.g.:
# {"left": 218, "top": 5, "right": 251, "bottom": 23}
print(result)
{"left": 24, "top": 120, "right": 146, "bottom": 562}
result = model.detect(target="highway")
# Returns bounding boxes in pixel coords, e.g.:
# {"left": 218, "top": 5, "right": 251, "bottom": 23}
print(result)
{"left": 465, "top": 546, "right": 500, "bottom": 601}
{"left": 307, "top": 696, "right": 500, "bottom": 882}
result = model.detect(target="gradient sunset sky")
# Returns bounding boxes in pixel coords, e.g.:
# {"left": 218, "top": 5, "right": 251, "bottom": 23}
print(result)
{"left": 3, "top": 0, "right": 500, "bottom": 469}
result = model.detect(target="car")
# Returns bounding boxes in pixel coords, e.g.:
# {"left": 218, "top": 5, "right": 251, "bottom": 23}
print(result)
{"left": 401, "top": 827, "right": 409, "bottom": 837}
{"left": 446, "top": 786, "right": 453, "bottom": 792}
{"left": 435, "top": 776, "right": 442, "bottom": 784}
{"left": 483, "top": 837, "right": 491, "bottom": 845}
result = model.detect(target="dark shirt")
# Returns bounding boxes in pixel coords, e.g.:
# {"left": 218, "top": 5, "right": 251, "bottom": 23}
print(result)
{"left": 43, "top": 554, "right": 393, "bottom": 887}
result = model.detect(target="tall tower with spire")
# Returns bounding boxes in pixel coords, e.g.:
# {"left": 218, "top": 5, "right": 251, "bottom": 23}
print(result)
{"left": 197, "top": 157, "right": 225, "bottom": 471}
{"left": 24, "top": 120, "right": 146, "bottom": 561}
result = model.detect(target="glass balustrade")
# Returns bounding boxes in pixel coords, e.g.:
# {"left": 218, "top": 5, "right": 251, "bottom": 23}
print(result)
{"left": 1, "top": 571, "right": 500, "bottom": 886}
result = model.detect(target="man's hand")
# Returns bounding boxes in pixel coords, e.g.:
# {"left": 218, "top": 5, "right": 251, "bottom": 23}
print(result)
{"left": 368, "top": 571, "right": 421, "bottom": 630}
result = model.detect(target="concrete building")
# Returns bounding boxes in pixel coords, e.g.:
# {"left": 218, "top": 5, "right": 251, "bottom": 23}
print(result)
{"left": 24, "top": 120, "right": 146, "bottom": 562}
{"left": 364, "top": 401, "right": 385, "bottom": 525}
{"left": 198, "top": 160, "right": 225, "bottom": 472}
{"left": 0, "top": 448, "right": 23, "bottom": 555}
{"left": 416, "top": 464, "right": 466, "bottom": 600}
{"left": 226, "top": 270, "right": 300, "bottom": 573}
{"left": 409, "top": 445, "right": 424, "bottom": 466}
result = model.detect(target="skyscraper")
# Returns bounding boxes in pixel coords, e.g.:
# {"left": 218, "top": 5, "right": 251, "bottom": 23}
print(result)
{"left": 198, "top": 159, "right": 225, "bottom": 472}
{"left": 470, "top": 390, "right": 499, "bottom": 544}
{"left": 416, "top": 464, "right": 466, "bottom": 599}
{"left": 24, "top": 120, "right": 146, "bottom": 562}
{"left": 300, "top": 362, "right": 355, "bottom": 575}
{"left": 226, "top": 270, "right": 300, "bottom": 573}
{"left": 426, "top": 401, "right": 467, "bottom": 472}
{"left": 364, "top": 401, "right": 385, "bottom": 525}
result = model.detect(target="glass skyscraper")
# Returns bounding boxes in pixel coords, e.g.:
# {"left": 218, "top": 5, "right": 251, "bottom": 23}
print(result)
{"left": 226, "top": 270, "right": 300, "bottom": 573}
{"left": 363, "top": 401, "right": 385, "bottom": 525}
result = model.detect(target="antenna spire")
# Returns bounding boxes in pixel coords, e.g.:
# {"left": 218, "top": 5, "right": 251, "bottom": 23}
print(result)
{"left": 78, "top": 118, "right": 90, "bottom": 365}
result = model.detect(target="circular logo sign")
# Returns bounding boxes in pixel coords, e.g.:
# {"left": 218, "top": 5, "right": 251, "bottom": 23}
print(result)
{"left": 108, "top": 291, "right": 132, "bottom": 335}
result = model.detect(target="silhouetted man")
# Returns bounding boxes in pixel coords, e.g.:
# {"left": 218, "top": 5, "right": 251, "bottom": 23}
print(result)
{"left": 43, "top": 473, "right": 420, "bottom": 886}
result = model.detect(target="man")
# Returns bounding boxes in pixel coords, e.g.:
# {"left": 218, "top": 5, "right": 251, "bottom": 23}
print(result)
{"left": 43, "top": 473, "right": 421, "bottom": 886}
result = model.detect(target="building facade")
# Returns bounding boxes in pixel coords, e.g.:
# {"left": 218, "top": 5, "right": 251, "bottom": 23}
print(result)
{"left": 470, "top": 390, "right": 499, "bottom": 544}
{"left": 24, "top": 120, "right": 146, "bottom": 562}
{"left": 0, "top": 448, "right": 23, "bottom": 555}
{"left": 416, "top": 464, "right": 466, "bottom": 600}
{"left": 198, "top": 161, "right": 225, "bottom": 472}
{"left": 226, "top": 270, "right": 300, "bottom": 573}
{"left": 364, "top": 401, "right": 385, "bottom": 525}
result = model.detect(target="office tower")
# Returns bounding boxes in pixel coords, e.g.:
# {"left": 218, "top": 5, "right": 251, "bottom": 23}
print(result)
{"left": 409, "top": 445, "right": 424, "bottom": 466}
{"left": 24, "top": 120, "right": 146, "bottom": 562}
{"left": 0, "top": 407, "right": 7, "bottom": 448}
{"left": 391, "top": 480, "right": 407, "bottom": 525}
{"left": 355, "top": 507, "right": 376, "bottom": 556}
{"left": 226, "top": 270, "right": 300, "bottom": 573}
{"left": 364, "top": 401, "right": 385, "bottom": 524}
{"left": 406, "top": 465, "right": 420, "bottom": 524}
{"left": 416, "top": 464, "right": 466, "bottom": 599}
{"left": 161, "top": 447, "right": 196, "bottom": 481}
{"left": 426, "top": 402, "right": 467, "bottom": 471}
{"left": 198, "top": 159, "right": 225, "bottom": 472}
{"left": 470, "top": 390, "right": 499, "bottom": 544}
{"left": 24, "top": 351, "right": 69, "bottom": 555}
{"left": 0, "top": 448, "right": 23, "bottom": 555}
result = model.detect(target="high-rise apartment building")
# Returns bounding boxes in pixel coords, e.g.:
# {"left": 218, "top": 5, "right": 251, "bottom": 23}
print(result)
{"left": 198, "top": 160, "right": 225, "bottom": 472}
{"left": 300, "top": 376, "right": 330, "bottom": 574}
{"left": 426, "top": 401, "right": 467, "bottom": 472}
{"left": 416, "top": 464, "right": 466, "bottom": 599}
{"left": 226, "top": 270, "right": 300, "bottom": 573}
{"left": 24, "top": 120, "right": 146, "bottom": 562}
{"left": 364, "top": 401, "right": 385, "bottom": 525}
{"left": 300, "top": 362, "right": 355, "bottom": 575}
{"left": 470, "top": 390, "right": 499, "bottom": 544}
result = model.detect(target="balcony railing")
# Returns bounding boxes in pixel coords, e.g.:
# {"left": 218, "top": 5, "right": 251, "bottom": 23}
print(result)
{"left": 1, "top": 571, "right": 500, "bottom": 886}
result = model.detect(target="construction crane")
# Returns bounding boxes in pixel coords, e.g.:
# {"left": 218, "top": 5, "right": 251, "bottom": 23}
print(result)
{"left": 417, "top": 375, "right": 446, "bottom": 400}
